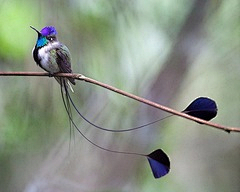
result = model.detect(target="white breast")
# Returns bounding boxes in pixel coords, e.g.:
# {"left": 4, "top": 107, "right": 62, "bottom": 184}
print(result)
{"left": 38, "top": 42, "right": 61, "bottom": 73}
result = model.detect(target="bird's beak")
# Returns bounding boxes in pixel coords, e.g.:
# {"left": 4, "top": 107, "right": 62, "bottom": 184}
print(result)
{"left": 30, "top": 26, "right": 41, "bottom": 37}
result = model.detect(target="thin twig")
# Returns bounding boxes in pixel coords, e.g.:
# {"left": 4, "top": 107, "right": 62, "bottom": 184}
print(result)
{"left": 0, "top": 71, "right": 239, "bottom": 133}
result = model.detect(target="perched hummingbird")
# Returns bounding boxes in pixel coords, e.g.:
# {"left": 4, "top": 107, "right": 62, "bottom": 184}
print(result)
{"left": 31, "top": 26, "right": 75, "bottom": 90}
{"left": 30, "top": 28, "right": 171, "bottom": 180}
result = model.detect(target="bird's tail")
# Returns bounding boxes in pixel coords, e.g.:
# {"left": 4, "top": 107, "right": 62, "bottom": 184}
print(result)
{"left": 55, "top": 77, "right": 74, "bottom": 93}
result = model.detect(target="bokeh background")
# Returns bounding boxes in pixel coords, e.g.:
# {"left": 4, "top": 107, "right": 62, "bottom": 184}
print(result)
{"left": 0, "top": 0, "right": 239, "bottom": 191}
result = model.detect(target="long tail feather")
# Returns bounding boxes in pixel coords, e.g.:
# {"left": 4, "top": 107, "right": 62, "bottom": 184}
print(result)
{"left": 60, "top": 80, "right": 170, "bottom": 179}
{"left": 56, "top": 77, "right": 74, "bottom": 92}
{"left": 65, "top": 88, "right": 173, "bottom": 132}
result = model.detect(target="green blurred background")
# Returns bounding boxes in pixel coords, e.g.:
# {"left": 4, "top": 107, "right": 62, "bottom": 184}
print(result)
{"left": 0, "top": 0, "right": 239, "bottom": 191}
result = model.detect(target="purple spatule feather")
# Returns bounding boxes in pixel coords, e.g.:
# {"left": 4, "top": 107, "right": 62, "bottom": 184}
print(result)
{"left": 147, "top": 149, "right": 170, "bottom": 179}
{"left": 183, "top": 97, "right": 217, "bottom": 122}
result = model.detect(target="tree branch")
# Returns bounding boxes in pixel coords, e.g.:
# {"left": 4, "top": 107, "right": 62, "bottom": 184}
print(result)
{"left": 0, "top": 71, "right": 239, "bottom": 133}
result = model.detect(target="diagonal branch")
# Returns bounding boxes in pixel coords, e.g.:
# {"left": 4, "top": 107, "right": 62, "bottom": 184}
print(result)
{"left": 0, "top": 71, "right": 239, "bottom": 133}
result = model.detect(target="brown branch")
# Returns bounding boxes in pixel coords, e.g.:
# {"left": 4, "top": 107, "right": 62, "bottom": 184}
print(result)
{"left": 0, "top": 71, "right": 239, "bottom": 133}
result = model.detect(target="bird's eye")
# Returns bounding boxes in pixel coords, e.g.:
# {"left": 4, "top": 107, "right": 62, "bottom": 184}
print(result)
{"left": 47, "top": 36, "right": 55, "bottom": 41}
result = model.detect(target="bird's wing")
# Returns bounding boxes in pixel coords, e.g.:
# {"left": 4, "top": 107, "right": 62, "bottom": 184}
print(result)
{"left": 56, "top": 44, "right": 75, "bottom": 85}
{"left": 56, "top": 44, "right": 72, "bottom": 73}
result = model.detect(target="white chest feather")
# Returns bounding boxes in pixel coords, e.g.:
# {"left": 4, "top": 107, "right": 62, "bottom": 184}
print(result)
{"left": 38, "top": 42, "right": 61, "bottom": 73}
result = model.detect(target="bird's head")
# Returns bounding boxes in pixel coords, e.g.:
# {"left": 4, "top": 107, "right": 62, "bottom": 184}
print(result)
{"left": 31, "top": 26, "right": 58, "bottom": 48}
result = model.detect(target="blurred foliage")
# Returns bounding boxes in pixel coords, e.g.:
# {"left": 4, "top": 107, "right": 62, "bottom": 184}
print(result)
{"left": 0, "top": 0, "right": 239, "bottom": 192}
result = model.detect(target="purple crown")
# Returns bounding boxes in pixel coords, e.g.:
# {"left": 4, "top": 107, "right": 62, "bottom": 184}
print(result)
{"left": 40, "top": 26, "right": 57, "bottom": 36}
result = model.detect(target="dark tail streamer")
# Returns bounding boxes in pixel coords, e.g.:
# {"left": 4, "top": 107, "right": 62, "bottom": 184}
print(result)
{"left": 65, "top": 89, "right": 173, "bottom": 132}
{"left": 60, "top": 79, "right": 145, "bottom": 157}
{"left": 60, "top": 84, "right": 171, "bottom": 179}
{"left": 65, "top": 89, "right": 217, "bottom": 133}
{"left": 61, "top": 84, "right": 171, "bottom": 179}
{"left": 60, "top": 78, "right": 75, "bottom": 151}
{"left": 59, "top": 85, "right": 217, "bottom": 179}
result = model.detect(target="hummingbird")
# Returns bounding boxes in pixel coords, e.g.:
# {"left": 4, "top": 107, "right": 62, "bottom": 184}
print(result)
{"left": 31, "top": 26, "right": 75, "bottom": 90}
{"left": 30, "top": 26, "right": 172, "bottom": 179}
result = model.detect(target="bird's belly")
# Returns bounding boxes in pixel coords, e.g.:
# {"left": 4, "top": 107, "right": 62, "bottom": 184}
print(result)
{"left": 38, "top": 48, "right": 60, "bottom": 74}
